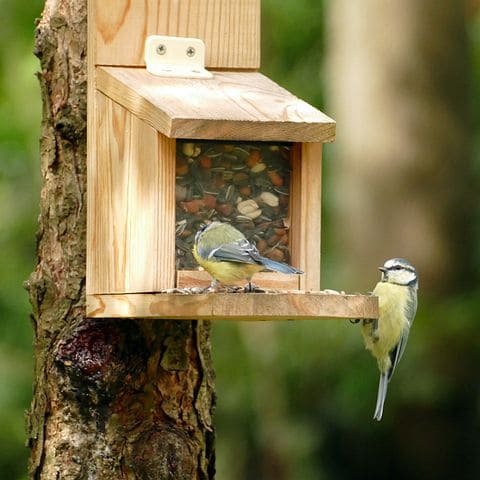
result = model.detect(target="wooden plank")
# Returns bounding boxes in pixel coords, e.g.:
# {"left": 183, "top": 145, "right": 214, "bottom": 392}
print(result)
{"left": 125, "top": 121, "right": 176, "bottom": 292}
{"left": 87, "top": 91, "right": 128, "bottom": 294}
{"left": 96, "top": 67, "right": 336, "bottom": 142}
{"left": 155, "top": 131, "right": 177, "bottom": 291}
{"left": 87, "top": 292, "right": 379, "bottom": 320}
{"left": 176, "top": 270, "right": 301, "bottom": 290}
{"left": 86, "top": 0, "right": 98, "bottom": 294}
{"left": 90, "top": 0, "right": 261, "bottom": 69}
{"left": 87, "top": 92, "right": 176, "bottom": 294}
{"left": 290, "top": 143, "right": 323, "bottom": 291}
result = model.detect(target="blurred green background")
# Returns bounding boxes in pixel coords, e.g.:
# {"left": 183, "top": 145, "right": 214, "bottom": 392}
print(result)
{"left": 1, "top": 1, "right": 479, "bottom": 479}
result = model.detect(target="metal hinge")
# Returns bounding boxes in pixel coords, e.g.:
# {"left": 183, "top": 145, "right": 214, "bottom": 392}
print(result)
{"left": 144, "top": 35, "right": 213, "bottom": 79}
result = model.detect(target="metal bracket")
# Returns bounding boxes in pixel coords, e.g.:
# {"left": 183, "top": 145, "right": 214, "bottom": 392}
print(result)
{"left": 144, "top": 35, "right": 213, "bottom": 79}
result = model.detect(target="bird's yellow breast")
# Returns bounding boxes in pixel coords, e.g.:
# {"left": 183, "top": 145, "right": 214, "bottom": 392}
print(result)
{"left": 362, "top": 282, "right": 410, "bottom": 373}
{"left": 193, "top": 244, "right": 263, "bottom": 284}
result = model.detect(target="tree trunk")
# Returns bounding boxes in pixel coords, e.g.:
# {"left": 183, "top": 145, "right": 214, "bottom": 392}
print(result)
{"left": 25, "top": 2, "right": 215, "bottom": 478}
{"left": 326, "top": 0, "right": 473, "bottom": 294}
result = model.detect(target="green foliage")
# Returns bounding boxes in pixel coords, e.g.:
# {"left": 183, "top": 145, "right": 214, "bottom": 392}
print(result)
{"left": 468, "top": 12, "right": 480, "bottom": 270}
{"left": 0, "top": 1, "right": 43, "bottom": 478}
{"left": 2, "top": 1, "right": 480, "bottom": 479}
{"left": 213, "top": 2, "right": 480, "bottom": 480}
{"left": 262, "top": 0, "right": 326, "bottom": 108}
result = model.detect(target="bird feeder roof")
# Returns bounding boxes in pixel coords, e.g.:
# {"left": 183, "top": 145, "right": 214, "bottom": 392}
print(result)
{"left": 95, "top": 67, "right": 336, "bottom": 143}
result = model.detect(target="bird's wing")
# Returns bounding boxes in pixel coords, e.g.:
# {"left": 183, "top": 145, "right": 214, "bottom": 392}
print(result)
{"left": 207, "top": 238, "right": 263, "bottom": 265}
{"left": 388, "top": 291, "right": 418, "bottom": 380}
{"left": 387, "top": 330, "right": 409, "bottom": 380}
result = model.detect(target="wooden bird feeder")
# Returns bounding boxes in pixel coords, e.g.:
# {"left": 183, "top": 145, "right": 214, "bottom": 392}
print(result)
{"left": 86, "top": 0, "right": 378, "bottom": 321}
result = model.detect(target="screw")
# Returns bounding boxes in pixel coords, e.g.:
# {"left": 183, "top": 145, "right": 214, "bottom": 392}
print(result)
{"left": 186, "top": 46, "right": 196, "bottom": 57}
{"left": 156, "top": 44, "right": 166, "bottom": 55}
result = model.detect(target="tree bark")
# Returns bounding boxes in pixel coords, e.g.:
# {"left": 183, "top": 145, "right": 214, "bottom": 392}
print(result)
{"left": 326, "top": 0, "right": 473, "bottom": 294}
{"left": 25, "top": 2, "right": 215, "bottom": 478}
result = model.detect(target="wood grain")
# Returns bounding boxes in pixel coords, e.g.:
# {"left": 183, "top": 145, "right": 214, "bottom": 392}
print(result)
{"left": 86, "top": 92, "right": 176, "bottom": 294}
{"left": 86, "top": 0, "right": 98, "bottom": 294}
{"left": 87, "top": 292, "right": 379, "bottom": 320}
{"left": 96, "top": 66, "right": 336, "bottom": 142}
{"left": 290, "top": 143, "right": 323, "bottom": 291}
{"left": 177, "top": 270, "right": 301, "bottom": 290}
{"left": 90, "top": 0, "right": 261, "bottom": 69}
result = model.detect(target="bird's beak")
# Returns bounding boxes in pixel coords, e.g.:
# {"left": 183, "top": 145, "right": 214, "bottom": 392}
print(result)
{"left": 378, "top": 266, "right": 387, "bottom": 280}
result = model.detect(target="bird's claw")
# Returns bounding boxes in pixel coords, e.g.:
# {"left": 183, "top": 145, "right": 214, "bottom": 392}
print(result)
{"left": 205, "top": 279, "right": 223, "bottom": 293}
{"left": 372, "top": 318, "right": 379, "bottom": 339}
{"left": 244, "top": 282, "right": 264, "bottom": 293}
{"left": 361, "top": 318, "right": 380, "bottom": 342}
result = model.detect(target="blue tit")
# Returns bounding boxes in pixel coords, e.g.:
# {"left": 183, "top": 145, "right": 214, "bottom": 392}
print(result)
{"left": 193, "top": 221, "right": 303, "bottom": 290}
{"left": 361, "top": 258, "right": 418, "bottom": 421}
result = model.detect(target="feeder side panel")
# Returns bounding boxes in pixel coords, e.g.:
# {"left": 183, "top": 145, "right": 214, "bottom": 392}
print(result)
{"left": 87, "top": 92, "right": 176, "bottom": 294}
{"left": 290, "top": 143, "right": 323, "bottom": 291}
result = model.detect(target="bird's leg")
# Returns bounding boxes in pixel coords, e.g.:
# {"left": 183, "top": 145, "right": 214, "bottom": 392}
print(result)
{"left": 206, "top": 279, "right": 221, "bottom": 293}
{"left": 362, "top": 318, "right": 380, "bottom": 342}
{"left": 372, "top": 318, "right": 380, "bottom": 341}
{"left": 243, "top": 282, "right": 263, "bottom": 293}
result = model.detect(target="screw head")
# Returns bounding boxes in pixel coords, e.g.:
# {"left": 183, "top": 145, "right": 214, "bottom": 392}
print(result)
{"left": 186, "top": 46, "right": 196, "bottom": 57}
{"left": 156, "top": 44, "right": 166, "bottom": 55}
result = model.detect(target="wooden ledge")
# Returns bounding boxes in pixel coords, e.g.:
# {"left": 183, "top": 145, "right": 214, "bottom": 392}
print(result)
{"left": 176, "top": 270, "right": 300, "bottom": 290}
{"left": 86, "top": 292, "right": 378, "bottom": 320}
{"left": 95, "top": 67, "right": 336, "bottom": 142}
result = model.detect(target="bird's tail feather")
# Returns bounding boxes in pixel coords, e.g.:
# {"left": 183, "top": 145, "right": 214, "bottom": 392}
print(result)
{"left": 373, "top": 373, "right": 389, "bottom": 421}
{"left": 261, "top": 257, "right": 303, "bottom": 274}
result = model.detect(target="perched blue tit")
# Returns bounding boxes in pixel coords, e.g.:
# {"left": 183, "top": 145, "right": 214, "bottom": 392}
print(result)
{"left": 361, "top": 258, "right": 418, "bottom": 421}
{"left": 193, "top": 221, "right": 303, "bottom": 290}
